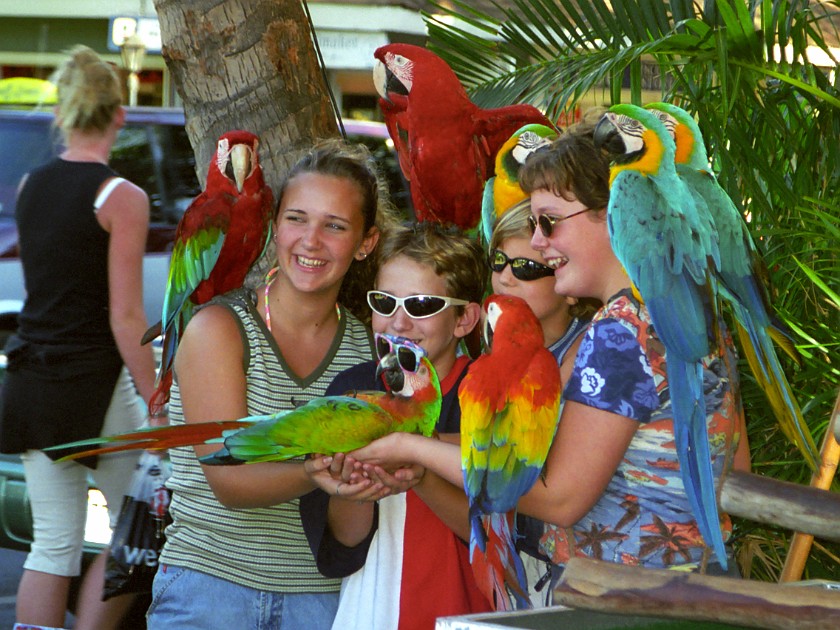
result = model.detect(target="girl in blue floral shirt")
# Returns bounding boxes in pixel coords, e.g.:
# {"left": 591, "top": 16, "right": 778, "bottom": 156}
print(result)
{"left": 347, "top": 121, "right": 750, "bottom": 585}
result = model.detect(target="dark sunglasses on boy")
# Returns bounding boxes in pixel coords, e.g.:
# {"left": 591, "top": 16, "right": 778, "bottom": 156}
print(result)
{"left": 374, "top": 333, "right": 426, "bottom": 373}
{"left": 367, "top": 290, "right": 468, "bottom": 320}
{"left": 527, "top": 207, "right": 593, "bottom": 238}
{"left": 488, "top": 249, "right": 554, "bottom": 281}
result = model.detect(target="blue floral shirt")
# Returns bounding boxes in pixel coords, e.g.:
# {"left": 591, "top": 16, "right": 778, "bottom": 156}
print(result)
{"left": 540, "top": 289, "right": 740, "bottom": 569}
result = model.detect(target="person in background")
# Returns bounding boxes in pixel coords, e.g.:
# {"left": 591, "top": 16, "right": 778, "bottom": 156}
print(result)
{"left": 0, "top": 45, "right": 159, "bottom": 630}
{"left": 487, "top": 201, "right": 598, "bottom": 604}
{"left": 301, "top": 221, "right": 493, "bottom": 630}
{"left": 146, "top": 140, "right": 392, "bottom": 630}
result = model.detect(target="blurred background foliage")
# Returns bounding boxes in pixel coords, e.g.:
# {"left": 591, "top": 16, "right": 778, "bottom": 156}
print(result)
{"left": 423, "top": 0, "right": 839, "bottom": 581}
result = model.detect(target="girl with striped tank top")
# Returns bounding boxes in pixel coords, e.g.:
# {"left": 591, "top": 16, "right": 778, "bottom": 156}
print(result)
{"left": 147, "top": 141, "right": 396, "bottom": 629}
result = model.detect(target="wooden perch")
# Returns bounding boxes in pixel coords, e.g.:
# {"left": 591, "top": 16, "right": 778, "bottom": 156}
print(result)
{"left": 720, "top": 470, "right": 840, "bottom": 542}
{"left": 554, "top": 557, "right": 840, "bottom": 630}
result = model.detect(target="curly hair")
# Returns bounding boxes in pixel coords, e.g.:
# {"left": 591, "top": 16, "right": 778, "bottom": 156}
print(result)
{"left": 375, "top": 221, "right": 487, "bottom": 309}
{"left": 518, "top": 112, "right": 611, "bottom": 212}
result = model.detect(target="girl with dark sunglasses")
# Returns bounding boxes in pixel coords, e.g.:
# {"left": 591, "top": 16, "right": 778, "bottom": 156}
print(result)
{"left": 301, "top": 221, "right": 493, "bottom": 629}
{"left": 489, "top": 202, "right": 598, "bottom": 363}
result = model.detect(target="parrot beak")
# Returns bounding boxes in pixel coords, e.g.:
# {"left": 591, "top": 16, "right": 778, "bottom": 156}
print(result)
{"left": 483, "top": 312, "right": 494, "bottom": 350}
{"left": 593, "top": 114, "right": 624, "bottom": 157}
{"left": 228, "top": 143, "right": 252, "bottom": 193}
{"left": 372, "top": 60, "right": 408, "bottom": 104}
{"left": 376, "top": 352, "right": 406, "bottom": 393}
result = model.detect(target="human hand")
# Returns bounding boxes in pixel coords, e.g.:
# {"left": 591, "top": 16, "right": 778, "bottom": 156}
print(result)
{"left": 349, "top": 433, "right": 416, "bottom": 471}
{"left": 306, "top": 454, "right": 390, "bottom": 502}
{"left": 362, "top": 463, "right": 425, "bottom": 494}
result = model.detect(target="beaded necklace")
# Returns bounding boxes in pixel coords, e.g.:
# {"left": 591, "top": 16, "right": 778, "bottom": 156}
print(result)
{"left": 263, "top": 266, "right": 341, "bottom": 333}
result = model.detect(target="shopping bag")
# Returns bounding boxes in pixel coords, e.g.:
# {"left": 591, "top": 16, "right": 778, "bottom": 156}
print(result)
{"left": 103, "top": 450, "right": 172, "bottom": 599}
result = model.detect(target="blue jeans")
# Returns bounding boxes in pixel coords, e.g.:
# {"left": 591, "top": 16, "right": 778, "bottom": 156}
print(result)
{"left": 147, "top": 564, "right": 339, "bottom": 629}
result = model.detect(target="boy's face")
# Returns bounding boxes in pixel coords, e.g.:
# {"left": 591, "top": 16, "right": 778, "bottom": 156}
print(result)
{"left": 373, "top": 255, "right": 467, "bottom": 380}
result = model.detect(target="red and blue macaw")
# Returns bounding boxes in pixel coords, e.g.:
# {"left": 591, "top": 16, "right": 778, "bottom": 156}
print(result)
{"left": 593, "top": 104, "right": 729, "bottom": 570}
{"left": 144, "top": 130, "right": 273, "bottom": 416}
{"left": 49, "top": 335, "right": 441, "bottom": 464}
{"left": 372, "top": 43, "right": 553, "bottom": 231}
{"left": 645, "top": 102, "right": 819, "bottom": 469}
{"left": 459, "top": 294, "right": 561, "bottom": 610}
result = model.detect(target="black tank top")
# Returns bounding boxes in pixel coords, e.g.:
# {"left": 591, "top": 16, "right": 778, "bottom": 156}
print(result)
{"left": 15, "top": 158, "right": 118, "bottom": 346}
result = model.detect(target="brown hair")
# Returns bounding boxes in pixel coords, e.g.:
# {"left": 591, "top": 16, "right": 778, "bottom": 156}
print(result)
{"left": 375, "top": 221, "right": 487, "bottom": 308}
{"left": 519, "top": 113, "right": 611, "bottom": 213}
{"left": 51, "top": 45, "right": 122, "bottom": 137}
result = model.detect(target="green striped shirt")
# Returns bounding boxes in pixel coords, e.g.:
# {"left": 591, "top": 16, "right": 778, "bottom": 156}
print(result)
{"left": 160, "top": 289, "right": 374, "bottom": 591}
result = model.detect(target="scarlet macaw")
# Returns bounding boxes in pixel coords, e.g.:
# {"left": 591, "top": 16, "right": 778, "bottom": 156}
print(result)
{"left": 459, "top": 294, "right": 561, "bottom": 610}
{"left": 480, "top": 123, "right": 558, "bottom": 244}
{"left": 144, "top": 130, "right": 274, "bottom": 416}
{"left": 372, "top": 43, "right": 554, "bottom": 231}
{"left": 49, "top": 335, "right": 441, "bottom": 464}
{"left": 593, "top": 104, "right": 728, "bottom": 570}
{"left": 644, "top": 102, "right": 819, "bottom": 469}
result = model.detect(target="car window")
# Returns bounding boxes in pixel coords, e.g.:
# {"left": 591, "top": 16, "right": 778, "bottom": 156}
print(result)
{"left": 0, "top": 117, "right": 57, "bottom": 220}
{"left": 109, "top": 122, "right": 201, "bottom": 226}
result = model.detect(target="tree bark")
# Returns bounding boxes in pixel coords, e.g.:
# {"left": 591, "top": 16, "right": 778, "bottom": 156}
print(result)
{"left": 152, "top": 0, "right": 337, "bottom": 196}
{"left": 554, "top": 557, "right": 840, "bottom": 630}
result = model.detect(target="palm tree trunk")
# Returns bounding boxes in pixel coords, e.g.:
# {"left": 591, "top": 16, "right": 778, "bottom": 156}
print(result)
{"left": 152, "top": 0, "right": 337, "bottom": 195}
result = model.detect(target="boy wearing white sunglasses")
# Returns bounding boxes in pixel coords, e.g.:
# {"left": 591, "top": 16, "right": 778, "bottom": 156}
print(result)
{"left": 301, "top": 221, "right": 491, "bottom": 629}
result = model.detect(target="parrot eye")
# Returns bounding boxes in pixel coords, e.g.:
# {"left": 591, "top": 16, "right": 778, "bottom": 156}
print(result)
{"left": 393, "top": 54, "right": 408, "bottom": 67}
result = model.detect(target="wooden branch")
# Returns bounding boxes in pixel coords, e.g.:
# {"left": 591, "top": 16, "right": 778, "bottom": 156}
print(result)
{"left": 554, "top": 557, "right": 840, "bottom": 630}
{"left": 720, "top": 470, "right": 840, "bottom": 542}
{"left": 780, "top": 387, "right": 840, "bottom": 582}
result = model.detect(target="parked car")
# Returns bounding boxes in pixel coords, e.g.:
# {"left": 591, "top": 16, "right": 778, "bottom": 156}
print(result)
{"left": 0, "top": 109, "right": 409, "bottom": 620}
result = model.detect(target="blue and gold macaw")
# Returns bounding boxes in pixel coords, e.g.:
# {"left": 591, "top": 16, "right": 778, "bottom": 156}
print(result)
{"left": 593, "top": 104, "right": 728, "bottom": 570}
{"left": 644, "top": 102, "right": 819, "bottom": 469}
{"left": 459, "top": 294, "right": 561, "bottom": 610}
{"left": 480, "top": 123, "right": 558, "bottom": 244}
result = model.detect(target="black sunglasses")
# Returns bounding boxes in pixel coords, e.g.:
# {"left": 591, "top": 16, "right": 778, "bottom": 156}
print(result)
{"left": 374, "top": 333, "right": 426, "bottom": 373}
{"left": 528, "top": 207, "right": 592, "bottom": 238}
{"left": 367, "top": 290, "right": 469, "bottom": 320}
{"left": 488, "top": 249, "right": 554, "bottom": 281}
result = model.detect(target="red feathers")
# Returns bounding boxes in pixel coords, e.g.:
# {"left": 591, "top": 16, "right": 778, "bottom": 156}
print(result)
{"left": 373, "top": 44, "right": 553, "bottom": 230}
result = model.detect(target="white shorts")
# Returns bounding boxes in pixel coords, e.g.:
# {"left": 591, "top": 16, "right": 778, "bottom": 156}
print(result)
{"left": 22, "top": 367, "right": 145, "bottom": 576}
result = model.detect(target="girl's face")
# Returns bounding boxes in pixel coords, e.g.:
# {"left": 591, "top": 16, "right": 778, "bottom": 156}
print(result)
{"left": 372, "top": 255, "right": 468, "bottom": 380}
{"left": 491, "top": 236, "right": 570, "bottom": 326}
{"left": 274, "top": 172, "right": 376, "bottom": 296}
{"left": 529, "top": 188, "right": 623, "bottom": 302}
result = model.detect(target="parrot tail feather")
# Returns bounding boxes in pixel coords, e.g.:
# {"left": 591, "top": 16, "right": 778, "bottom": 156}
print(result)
{"left": 470, "top": 512, "right": 531, "bottom": 611}
{"left": 669, "top": 359, "right": 728, "bottom": 571}
{"left": 141, "top": 320, "right": 162, "bottom": 346}
{"left": 46, "top": 420, "right": 255, "bottom": 461}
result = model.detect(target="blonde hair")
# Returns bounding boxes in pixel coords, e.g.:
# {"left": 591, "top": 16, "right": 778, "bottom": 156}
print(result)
{"left": 489, "top": 200, "right": 532, "bottom": 252}
{"left": 51, "top": 45, "right": 122, "bottom": 137}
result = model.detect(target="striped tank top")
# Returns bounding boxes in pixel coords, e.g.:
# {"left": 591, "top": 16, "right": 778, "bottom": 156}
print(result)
{"left": 160, "top": 288, "right": 374, "bottom": 591}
